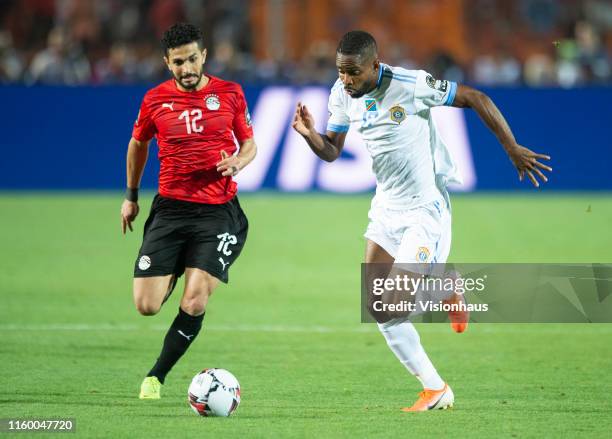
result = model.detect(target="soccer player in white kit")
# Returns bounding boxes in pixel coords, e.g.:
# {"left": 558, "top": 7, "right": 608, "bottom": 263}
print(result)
{"left": 292, "top": 31, "right": 552, "bottom": 412}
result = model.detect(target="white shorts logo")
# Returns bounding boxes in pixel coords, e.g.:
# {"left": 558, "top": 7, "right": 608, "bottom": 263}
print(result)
{"left": 138, "top": 255, "right": 151, "bottom": 270}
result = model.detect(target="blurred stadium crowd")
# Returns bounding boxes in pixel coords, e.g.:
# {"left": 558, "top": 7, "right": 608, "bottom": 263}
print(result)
{"left": 0, "top": 0, "right": 610, "bottom": 87}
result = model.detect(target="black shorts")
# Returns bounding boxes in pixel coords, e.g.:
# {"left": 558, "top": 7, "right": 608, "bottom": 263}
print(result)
{"left": 134, "top": 194, "right": 248, "bottom": 283}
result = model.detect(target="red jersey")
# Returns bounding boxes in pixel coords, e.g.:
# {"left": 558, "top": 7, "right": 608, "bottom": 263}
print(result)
{"left": 132, "top": 76, "right": 253, "bottom": 204}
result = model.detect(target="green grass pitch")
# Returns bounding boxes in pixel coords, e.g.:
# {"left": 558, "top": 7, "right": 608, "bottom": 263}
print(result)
{"left": 1, "top": 193, "right": 611, "bottom": 438}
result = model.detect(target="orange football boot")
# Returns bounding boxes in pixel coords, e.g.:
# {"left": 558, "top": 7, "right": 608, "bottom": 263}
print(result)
{"left": 401, "top": 383, "right": 454, "bottom": 412}
{"left": 443, "top": 275, "right": 469, "bottom": 333}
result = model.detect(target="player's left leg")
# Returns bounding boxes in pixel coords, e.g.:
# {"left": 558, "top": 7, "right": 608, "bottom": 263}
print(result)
{"left": 399, "top": 199, "right": 469, "bottom": 333}
{"left": 145, "top": 268, "right": 217, "bottom": 387}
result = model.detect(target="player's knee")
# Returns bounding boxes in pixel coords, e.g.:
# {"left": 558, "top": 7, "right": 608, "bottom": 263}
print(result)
{"left": 134, "top": 298, "right": 161, "bottom": 316}
{"left": 181, "top": 296, "right": 206, "bottom": 316}
{"left": 136, "top": 302, "right": 160, "bottom": 316}
{"left": 181, "top": 286, "right": 212, "bottom": 315}
{"left": 366, "top": 295, "right": 392, "bottom": 324}
{"left": 181, "top": 269, "right": 216, "bottom": 315}
{"left": 133, "top": 280, "right": 166, "bottom": 316}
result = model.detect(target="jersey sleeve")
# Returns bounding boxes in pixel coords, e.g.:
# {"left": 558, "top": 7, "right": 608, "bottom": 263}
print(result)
{"left": 232, "top": 86, "right": 254, "bottom": 143}
{"left": 132, "top": 92, "right": 156, "bottom": 142}
{"left": 326, "top": 84, "right": 350, "bottom": 133}
{"left": 413, "top": 70, "right": 458, "bottom": 112}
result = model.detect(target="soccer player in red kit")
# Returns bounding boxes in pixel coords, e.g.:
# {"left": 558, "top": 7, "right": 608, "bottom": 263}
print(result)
{"left": 119, "top": 23, "right": 257, "bottom": 399}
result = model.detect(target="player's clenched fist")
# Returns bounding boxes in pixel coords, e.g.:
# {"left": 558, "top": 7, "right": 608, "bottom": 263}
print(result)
{"left": 121, "top": 199, "right": 139, "bottom": 234}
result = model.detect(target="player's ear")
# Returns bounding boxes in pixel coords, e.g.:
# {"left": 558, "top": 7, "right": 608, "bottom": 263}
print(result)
{"left": 163, "top": 55, "right": 171, "bottom": 71}
{"left": 201, "top": 48, "right": 207, "bottom": 64}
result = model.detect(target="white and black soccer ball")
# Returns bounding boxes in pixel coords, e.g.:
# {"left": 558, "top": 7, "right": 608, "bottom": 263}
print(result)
{"left": 188, "top": 368, "right": 241, "bottom": 417}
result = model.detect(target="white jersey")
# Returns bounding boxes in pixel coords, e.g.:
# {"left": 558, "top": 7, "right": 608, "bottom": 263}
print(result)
{"left": 326, "top": 64, "right": 462, "bottom": 209}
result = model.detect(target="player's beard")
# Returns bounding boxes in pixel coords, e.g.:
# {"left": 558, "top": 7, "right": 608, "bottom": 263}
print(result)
{"left": 345, "top": 78, "right": 377, "bottom": 99}
{"left": 176, "top": 71, "right": 203, "bottom": 90}
{"left": 346, "top": 88, "right": 366, "bottom": 99}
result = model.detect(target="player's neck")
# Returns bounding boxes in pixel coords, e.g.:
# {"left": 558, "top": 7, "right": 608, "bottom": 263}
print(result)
{"left": 175, "top": 75, "right": 210, "bottom": 92}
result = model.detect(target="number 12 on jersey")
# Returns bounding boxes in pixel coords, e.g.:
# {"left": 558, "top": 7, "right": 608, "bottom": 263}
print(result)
{"left": 179, "top": 109, "right": 204, "bottom": 134}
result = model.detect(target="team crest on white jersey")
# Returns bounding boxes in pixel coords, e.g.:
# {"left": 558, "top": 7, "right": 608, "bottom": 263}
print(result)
{"left": 389, "top": 105, "right": 406, "bottom": 124}
{"left": 205, "top": 94, "right": 220, "bottom": 111}
{"left": 426, "top": 75, "right": 449, "bottom": 92}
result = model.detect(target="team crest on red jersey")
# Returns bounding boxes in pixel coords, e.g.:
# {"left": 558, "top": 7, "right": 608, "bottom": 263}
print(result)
{"left": 205, "top": 94, "right": 220, "bottom": 111}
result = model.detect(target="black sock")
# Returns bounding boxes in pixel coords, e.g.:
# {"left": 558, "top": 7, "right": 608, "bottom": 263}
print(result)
{"left": 147, "top": 307, "right": 204, "bottom": 384}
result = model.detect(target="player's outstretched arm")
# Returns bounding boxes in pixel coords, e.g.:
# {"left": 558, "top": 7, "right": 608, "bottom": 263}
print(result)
{"left": 121, "top": 137, "right": 150, "bottom": 234}
{"left": 292, "top": 102, "right": 346, "bottom": 162}
{"left": 452, "top": 85, "right": 552, "bottom": 187}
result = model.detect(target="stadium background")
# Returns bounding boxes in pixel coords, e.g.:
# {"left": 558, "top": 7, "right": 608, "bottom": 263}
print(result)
{"left": 1, "top": 0, "right": 611, "bottom": 190}
{"left": 1, "top": 1, "right": 611, "bottom": 438}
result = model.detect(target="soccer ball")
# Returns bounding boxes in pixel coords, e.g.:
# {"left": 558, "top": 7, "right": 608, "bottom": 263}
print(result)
{"left": 188, "top": 368, "right": 241, "bottom": 417}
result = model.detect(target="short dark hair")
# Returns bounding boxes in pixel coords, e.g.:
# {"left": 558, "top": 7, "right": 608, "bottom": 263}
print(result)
{"left": 161, "top": 23, "right": 204, "bottom": 55}
{"left": 336, "top": 30, "right": 377, "bottom": 59}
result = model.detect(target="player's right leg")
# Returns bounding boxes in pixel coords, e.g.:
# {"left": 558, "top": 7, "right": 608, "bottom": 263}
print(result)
{"left": 133, "top": 275, "right": 176, "bottom": 316}
{"left": 391, "top": 199, "right": 456, "bottom": 411}
{"left": 366, "top": 239, "right": 448, "bottom": 392}
{"left": 364, "top": 199, "right": 452, "bottom": 411}
{"left": 134, "top": 276, "right": 178, "bottom": 399}
{"left": 132, "top": 196, "right": 186, "bottom": 316}
{"left": 135, "top": 274, "right": 181, "bottom": 399}
{"left": 132, "top": 195, "right": 187, "bottom": 399}
{"left": 365, "top": 238, "right": 395, "bottom": 264}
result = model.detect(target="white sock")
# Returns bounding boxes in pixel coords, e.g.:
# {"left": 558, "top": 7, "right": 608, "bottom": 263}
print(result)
{"left": 377, "top": 318, "right": 445, "bottom": 390}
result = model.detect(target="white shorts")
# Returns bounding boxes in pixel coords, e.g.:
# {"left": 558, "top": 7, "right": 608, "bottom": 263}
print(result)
{"left": 364, "top": 196, "right": 451, "bottom": 264}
